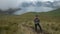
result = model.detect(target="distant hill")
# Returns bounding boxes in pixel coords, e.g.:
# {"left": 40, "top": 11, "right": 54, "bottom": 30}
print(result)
{"left": 0, "top": 8, "right": 21, "bottom": 14}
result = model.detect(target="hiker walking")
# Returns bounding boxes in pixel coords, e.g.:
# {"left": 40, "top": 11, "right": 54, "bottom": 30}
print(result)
{"left": 34, "top": 15, "right": 42, "bottom": 32}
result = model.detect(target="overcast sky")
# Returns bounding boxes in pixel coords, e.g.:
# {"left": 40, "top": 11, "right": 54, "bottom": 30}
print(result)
{"left": 0, "top": 0, "right": 57, "bottom": 10}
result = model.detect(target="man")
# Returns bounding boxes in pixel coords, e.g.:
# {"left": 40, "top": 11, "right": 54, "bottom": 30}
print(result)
{"left": 34, "top": 15, "right": 42, "bottom": 32}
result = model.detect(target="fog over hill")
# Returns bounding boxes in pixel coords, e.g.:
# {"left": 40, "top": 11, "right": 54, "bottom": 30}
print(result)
{"left": 14, "top": 1, "right": 60, "bottom": 15}
{"left": 0, "top": 0, "right": 60, "bottom": 15}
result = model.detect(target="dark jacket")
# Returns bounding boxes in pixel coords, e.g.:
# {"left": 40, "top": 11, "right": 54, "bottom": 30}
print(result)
{"left": 34, "top": 18, "right": 40, "bottom": 24}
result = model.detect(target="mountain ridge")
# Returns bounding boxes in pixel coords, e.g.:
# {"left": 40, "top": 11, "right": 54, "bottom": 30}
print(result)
{"left": 19, "top": 1, "right": 60, "bottom": 8}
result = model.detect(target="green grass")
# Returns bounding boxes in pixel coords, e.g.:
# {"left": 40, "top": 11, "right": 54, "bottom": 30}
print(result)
{"left": 0, "top": 8, "right": 60, "bottom": 34}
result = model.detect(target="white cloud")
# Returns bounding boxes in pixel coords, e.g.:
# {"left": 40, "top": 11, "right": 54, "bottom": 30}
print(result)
{"left": 0, "top": 0, "right": 54, "bottom": 10}
{"left": 21, "top": 0, "right": 53, "bottom": 2}
{"left": 0, "top": 0, "right": 18, "bottom": 10}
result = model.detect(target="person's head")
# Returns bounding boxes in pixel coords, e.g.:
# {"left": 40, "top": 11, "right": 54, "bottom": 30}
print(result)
{"left": 35, "top": 15, "right": 39, "bottom": 18}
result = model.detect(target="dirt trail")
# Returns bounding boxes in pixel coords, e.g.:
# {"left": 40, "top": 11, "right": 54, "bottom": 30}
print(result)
{"left": 16, "top": 23, "right": 49, "bottom": 34}
{"left": 22, "top": 24, "right": 42, "bottom": 34}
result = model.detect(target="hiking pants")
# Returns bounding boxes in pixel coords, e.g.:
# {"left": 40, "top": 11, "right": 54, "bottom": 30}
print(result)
{"left": 35, "top": 23, "right": 42, "bottom": 31}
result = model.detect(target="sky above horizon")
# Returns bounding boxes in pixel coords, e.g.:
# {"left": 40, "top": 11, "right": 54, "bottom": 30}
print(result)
{"left": 18, "top": 0, "right": 54, "bottom": 4}
{"left": 0, "top": 0, "right": 59, "bottom": 10}
{"left": 22, "top": 0, "right": 53, "bottom": 2}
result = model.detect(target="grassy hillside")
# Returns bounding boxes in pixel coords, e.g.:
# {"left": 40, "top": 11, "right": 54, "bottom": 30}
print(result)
{"left": 0, "top": 8, "right": 60, "bottom": 34}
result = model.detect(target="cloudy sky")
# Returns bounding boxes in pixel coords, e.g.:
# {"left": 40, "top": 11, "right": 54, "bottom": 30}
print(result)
{"left": 0, "top": 0, "right": 56, "bottom": 10}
